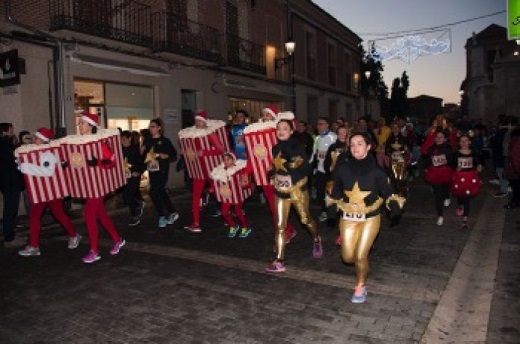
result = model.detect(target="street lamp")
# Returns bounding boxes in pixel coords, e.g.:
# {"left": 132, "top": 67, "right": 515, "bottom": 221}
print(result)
{"left": 364, "top": 71, "right": 371, "bottom": 116}
{"left": 275, "top": 38, "right": 295, "bottom": 70}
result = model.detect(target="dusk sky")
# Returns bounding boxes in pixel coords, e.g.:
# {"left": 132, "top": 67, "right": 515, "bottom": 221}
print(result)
{"left": 312, "top": 0, "right": 508, "bottom": 104}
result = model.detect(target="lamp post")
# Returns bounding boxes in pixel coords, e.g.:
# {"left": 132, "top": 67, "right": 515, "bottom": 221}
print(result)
{"left": 275, "top": 39, "right": 296, "bottom": 111}
{"left": 364, "top": 70, "right": 371, "bottom": 116}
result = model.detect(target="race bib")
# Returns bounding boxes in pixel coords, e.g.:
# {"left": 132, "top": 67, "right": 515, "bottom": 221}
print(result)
{"left": 391, "top": 151, "right": 404, "bottom": 161}
{"left": 275, "top": 174, "right": 292, "bottom": 189}
{"left": 147, "top": 160, "right": 160, "bottom": 172}
{"left": 457, "top": 157, "right": 473, "bottom": 169}
{"left": 342, "top": 212, "right": 366, "bottom": 222}
{"left": 432, "top": 154, "right": 447, "bottom": 167}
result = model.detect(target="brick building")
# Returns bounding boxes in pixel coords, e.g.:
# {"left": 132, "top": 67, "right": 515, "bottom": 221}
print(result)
{"left": 0, "top": 0, "right": 363, "bottom": 187}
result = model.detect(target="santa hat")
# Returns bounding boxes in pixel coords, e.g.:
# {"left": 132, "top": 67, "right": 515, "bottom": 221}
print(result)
{"left": 194, "top": 110, "right": 208, "bottom": 122}
{"left": 223, "top": 151, "right": 237, "bottom": 162}
{"left": 276, "top": 111, "right": 297, "bottom": 128}
{"left": 35, "top": 127, "right": 54, "bottom": 142}
{"left": 81, "top": 111, "right": 99, "bottom": 127}
{"left": 262, "top": 104, "right": 279, "bottom": 119}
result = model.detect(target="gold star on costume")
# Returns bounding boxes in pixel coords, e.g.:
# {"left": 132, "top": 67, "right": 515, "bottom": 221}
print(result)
{"left": 272, "top": 151, "right": 287, "bottom": 172}
{"left": 124, "top": 158, "right": 132, "bottom": 173}
{"left": 344, "top": 182, "right": 371, "bottom": 204}
{"left": 145, "top": 147, "right": 157, "bottom": 164}
{"left": 391, "top": 143, "right": 403, "bottom": 151}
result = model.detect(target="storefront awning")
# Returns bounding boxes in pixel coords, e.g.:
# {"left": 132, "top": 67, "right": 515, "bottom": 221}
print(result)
{"left": 70, "top": 53, "right": 169, "bottom": 77}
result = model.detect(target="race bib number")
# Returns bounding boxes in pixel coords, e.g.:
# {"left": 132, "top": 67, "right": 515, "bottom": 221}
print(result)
{"left": 432, "top": 154, "right": 447, "bottom": 167}
{"left": 147, "top": 160, "right": 160, "bottom": 172}
{"left": 342, "top": 212, "right": 366, "bottom": 222}
{"left": 317, "top": 151, "right": 326, "bottom": 160}
{"left": 275, "top": 174, "right": 292, "bottom": 189}
{"left": 458, "top": 157, "right": 473, "bottom": 169}
{"left": 391, "top": 151, "right": 404, "bottom": 161}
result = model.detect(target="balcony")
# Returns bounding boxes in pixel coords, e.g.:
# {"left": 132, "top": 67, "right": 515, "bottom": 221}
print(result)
{"left": 152, "top": 12, "right": 222, "bottom": 64}
{"left": 225, "top": 34, "right": 266, "bottom": 75}
{"left": 49, "top": 0, "right": 152, "bottom": 48}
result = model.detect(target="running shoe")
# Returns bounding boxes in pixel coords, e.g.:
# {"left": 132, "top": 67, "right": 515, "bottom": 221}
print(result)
{"left": 18, "top": 245, "right": 40, "bottom": 257}
{"left": 456, "top": 206, "right": 463, "bottom": 216}
{"left": 436, "top": 217, "right": 444, "bottom": 226}
{"left": 184, "top": 223, "right": 202, "bottom": 233}
{"left": 351, "top": 286, "right": 367, "bottom": 304}
{"left": 158, "top": 216, "right": 167, "bottom": 228}
{"left": 265, "top": 260, "right": 285, "bottom": 273}
{"left": 239, "top": 227, "right": 252, "bottom": 238}
{"left": 461, "top": 221, "right": 469, "bottom": 229}
{"left": 228, "top": 226, "right": 240, "bottom": 238}
{"left": 167, "top": 212, "right": 180, "bottom": 225}
{"left": 443, "top": 198, "right": 451, "bottom": 207}
{"left": 335, "top": 235, "right": 342, "bottom": 246}
{"left": 68, "top": 234, "right": 82, "bottom": 249}
{"left": 129, "top": 216, "right": 141, "bottom": 226}
{"left": 137, "top": 201, "right": 145, "bottom": 217}
{"left": 312, "top": 238, "right": 323, "bottom": 258}
{"left": 82, "top": 250, "right": 101, "bottom": 264}
{"left": 110, "top": 239, "right": 126, "bottom": 255}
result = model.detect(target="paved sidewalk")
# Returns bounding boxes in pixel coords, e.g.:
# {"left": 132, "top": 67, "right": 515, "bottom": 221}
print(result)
{"left": 0, "top": 180, "right": 518, "bottom": 343}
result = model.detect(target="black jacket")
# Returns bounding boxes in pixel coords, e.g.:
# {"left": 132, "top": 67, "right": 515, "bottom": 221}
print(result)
{"left": 271, "top": 136, "right": 311, "bottom": 197}
{"left": 142, "top": 136, "right": 177, "bottom": 175}
{"left": 122, "top": 144, "right": 146, "bottom": 175}
{"left": 324, "top": 139, "right": 349, "bottom": 174}
{"left": 0, "top": 136, "right": 23, "bottom": 193}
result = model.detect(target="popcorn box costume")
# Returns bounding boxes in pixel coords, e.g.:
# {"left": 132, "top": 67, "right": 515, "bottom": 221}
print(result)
{"left": 178, "top": 119, "right": 230, "bottom": 180}
{"left": 210, "top": 159, "right": 252, "bottom": 204}
{"left": 59, "top": 129, "right": 126, "bottom": 198}
{"left": 15, "top": 142, "right": 70, "bottom": 204}
{"left": 243, "top": 121, "right": 277, "bottom": 186}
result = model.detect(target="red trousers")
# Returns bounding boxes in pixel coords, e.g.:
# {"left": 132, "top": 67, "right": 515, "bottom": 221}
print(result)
{"left": 191, "top": 178, "right": 208, "bottom": 224}
{"left": 84, "top": 198, "right": 121, "bottom": 252}
{"left": 221, "top": 202, "right": 248, "bottom": 228}
{"left": 262, "top": 185, "right": 294, "bottom": 235}
{"left": 29, "top": 199, "right": 77, "bottom": 248}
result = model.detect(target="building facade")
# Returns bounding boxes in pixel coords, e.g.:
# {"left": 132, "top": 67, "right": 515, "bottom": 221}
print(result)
{"left": 460, "top": 24, "right": 520, "bottom": 125}
{"left": 0, "top": 0, "right": 363, "bottom": 186}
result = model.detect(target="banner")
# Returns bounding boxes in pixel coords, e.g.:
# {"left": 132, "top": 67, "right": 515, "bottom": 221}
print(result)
{"left": 508, "top": 0, "right": 520, "bottom": 40}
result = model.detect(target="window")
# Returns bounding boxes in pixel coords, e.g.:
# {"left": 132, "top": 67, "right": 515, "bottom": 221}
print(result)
{"left": 328, "top": 43, "right": 336, "bottom": 87}
{"left": 306, "top": 32, "right": 316, "bottom": 81}
{"left": 344, "top": 53, "right": 352, "bottom": 91}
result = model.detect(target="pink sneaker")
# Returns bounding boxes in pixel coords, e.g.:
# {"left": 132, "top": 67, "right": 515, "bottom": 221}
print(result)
{"left": 110, "top": 239, "right": 126, "bottom": 255}
{"left": 456, "top": 206, "right": 463, "bottom": 216}
{"left": 265, "top": 260, "right": 285, "bottom": 273}
{"left": 312, "top": 238, "right": 323, "bottom": 258}
{"left": 335, "top": 235, "right": 341, "bottom": 246}
{"left": 82, "top": 250, "right": 100, "bottom": 264}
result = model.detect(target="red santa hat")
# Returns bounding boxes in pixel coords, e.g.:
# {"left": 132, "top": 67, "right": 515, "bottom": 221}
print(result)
{"left": 81, "top": 111, "right": 99, "bottom": 127}
{"left": 223, "top": 151, "right": 237, "bottom": 162}
{"left": 35, "top": 127, "right": 54, "bottom": 142}
{"left": 194, "top": 110, "right": 208, "bottom": 122}
{"left": 262, "top": 104, "right": 279, "bottom": 119}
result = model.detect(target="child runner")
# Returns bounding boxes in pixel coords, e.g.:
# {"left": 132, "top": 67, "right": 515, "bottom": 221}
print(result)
{"left": 450, "top": 134, "right": 483, "bottom": 228}
{"left": 17, "top": 127, "right": 82, "bottom": 257}
{"left": 210, "top": 152, "right": 252, "bottom": 238}
{"left": 424, "top": 129, "right": 454, "bottom": 226}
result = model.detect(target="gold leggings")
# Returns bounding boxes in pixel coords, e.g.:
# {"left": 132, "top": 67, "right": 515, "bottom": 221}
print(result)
{"left": 339, "top": 215, "right": 381, "bottom": 286}
{"left": 274, "top": 191, "right": 319, "bottom": 260}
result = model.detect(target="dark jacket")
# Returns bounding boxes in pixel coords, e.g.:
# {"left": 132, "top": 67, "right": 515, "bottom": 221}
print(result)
{"left": 122, "top": 144, "right": 146, "bottom": 175}
{"left": 323, "top": 139, "right": 349, "bottom": 174}
{"left": 142, "top": 135, "right": 177, "bottom": 175}
{"left": 0, "top": 136, "right": 23, "bottom": 193}
{"left": 490, "top": 128, "right": 508, "bottom": 168}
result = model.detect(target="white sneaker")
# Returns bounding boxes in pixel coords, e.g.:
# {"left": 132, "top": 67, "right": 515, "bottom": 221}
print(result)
{"left": 443, "top": 198, "right": 451, "bottom": 207}
{"left": 68, "top": 234, "right": 82, "bottom": 249}
{"left": 18, "top": 245, "right": 41, "bottom": 257}
{"left": 436, "top": 217, "right": 444, "bottom": 226}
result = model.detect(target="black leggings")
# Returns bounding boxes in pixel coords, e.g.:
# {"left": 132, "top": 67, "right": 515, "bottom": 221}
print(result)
{"left": 149, "top": 171, "right": 176, "bottom": 217}
{"left": 457, "top": 197, "right": 470, "bottom": 217}
{"left": 432, "top": 183, "right": 450, "bottom": 216}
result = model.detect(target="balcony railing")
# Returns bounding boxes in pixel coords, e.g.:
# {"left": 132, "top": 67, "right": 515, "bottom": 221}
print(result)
{"left": 225, "top": 34, "right": 266, "bottom": 75}
{"left": 152, "top": 12, "right": 222, "bottom": 63}
{"left": 49, "top": 0, "right": 152, "bottom": 48}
